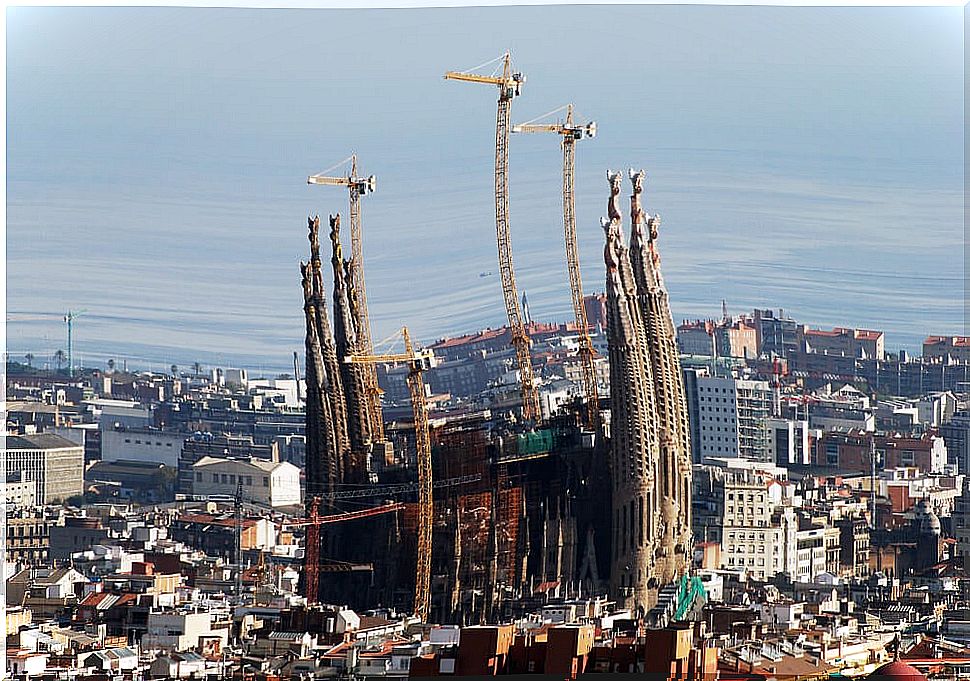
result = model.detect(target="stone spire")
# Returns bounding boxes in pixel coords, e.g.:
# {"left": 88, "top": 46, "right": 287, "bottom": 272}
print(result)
{"left": 627, "top": 170, "right": 693, "bottom": 583}
{"left": 329, "top": 215, "right": 373, "bottom": 476}
{"left": 304, "top": 215, "right": 352, "bottom": 498}
{"left": 301, "top": 258, "right": 336, "bottom": 497}
{"left": 602, "top": 170, "right": 660, "bottom": 612}
{"left": 603, "top": 168, "right": 693, "bottom": 614}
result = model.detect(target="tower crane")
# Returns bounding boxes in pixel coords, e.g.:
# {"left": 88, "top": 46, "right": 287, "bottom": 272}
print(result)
{"left": 345, "top": 327, "right": 435, "bottom": 622}
{"left": 307, "top": 155, "right": 384, "bottom": 441}
{"left": 512, "top": 104, "right": 599, "bottom": 429}
{"left": 64, "top": 309, "right": 88, "bottom": 378}
{"left": 445, "top": 52, "right": 542, "bottom": 422}
{"left": 295, "top": 498, "right": 405, "bottom": 605}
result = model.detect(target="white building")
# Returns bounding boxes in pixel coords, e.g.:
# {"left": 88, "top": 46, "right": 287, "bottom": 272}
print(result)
{"left": 145, "top": 611, "right": 229, "bottom": 651}
{"left": 6, "top": 434, "right": 84, "bottom": 504}
{"left": 87, "top": 399, "right": 153, "bottom": 430}
{"left": 538, "top": 379, "right": 582, "bottom": 422}
{"left": 248, "top": 378, "right": 302, "bottom": 408}
{"left": 686, "top": 374, "right": 771, "bottom": 462}
{"left": 4, "top": 473, "right": 38, "bottom": 509}
{"left": 191, "top": 457, "right": 301, "bottom": 507}
{"left": 702, "top": 459, "right": 799, "bottom": 581}
{"left": 101, "top": 427, "right": 185, "bottom": 467}
{"left": 767, "top": 418, "right": 820, "bottom": 466}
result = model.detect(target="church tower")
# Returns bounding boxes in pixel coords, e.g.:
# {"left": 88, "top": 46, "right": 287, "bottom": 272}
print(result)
{"left": 603, "top": 170, "right": 693, "bottom": 613}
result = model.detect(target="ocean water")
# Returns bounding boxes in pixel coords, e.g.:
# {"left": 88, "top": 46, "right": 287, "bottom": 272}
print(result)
{"left": 6, "top": 6, "right": 964, "bottom": 375}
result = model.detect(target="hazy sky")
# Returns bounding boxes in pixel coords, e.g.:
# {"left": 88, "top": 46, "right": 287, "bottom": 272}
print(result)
{"left": 6, "top": 5, "right": 964, "bottom": 372}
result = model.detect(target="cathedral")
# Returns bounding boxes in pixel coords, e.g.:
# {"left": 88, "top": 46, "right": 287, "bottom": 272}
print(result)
{"left": 602, "top": 169, "right": 693, "bottom": 612}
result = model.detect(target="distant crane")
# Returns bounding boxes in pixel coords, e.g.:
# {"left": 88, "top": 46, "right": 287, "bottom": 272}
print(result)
{"left": 345, "top": 327, "right": 435, "bottom": 621}
{"left": 64, "top": 309, "right": 88, "bottom": 377}
{"left": 512, "top": 104, "right": 599, "bottom": 429}
{"left": 445, "top": 52, "right": 541, "bottom": 422}
{"left": 307, "top": 155, "right": 384, "bottom": 441}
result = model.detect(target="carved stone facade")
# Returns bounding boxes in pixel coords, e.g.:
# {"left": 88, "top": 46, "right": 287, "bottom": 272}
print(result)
{"left": 603, "top": 171, "right": 693, "bottom": 613}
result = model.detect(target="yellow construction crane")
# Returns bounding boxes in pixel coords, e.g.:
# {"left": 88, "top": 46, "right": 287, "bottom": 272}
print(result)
{"left": 345, "top": 328, "right": 435, "bottom": 621}
{"left": 308, "top": 155, "right": 384, "bottom": 441}
{"left": 445, "top": 52, "right": 542, "bottom": 422}
{"left": 512, "top": 105, "right": 600, "bottom": 429}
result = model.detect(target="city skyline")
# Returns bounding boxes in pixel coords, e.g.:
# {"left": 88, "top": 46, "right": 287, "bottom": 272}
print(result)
{"left": 6, "top": 5, "right": 964, "bottom": 372}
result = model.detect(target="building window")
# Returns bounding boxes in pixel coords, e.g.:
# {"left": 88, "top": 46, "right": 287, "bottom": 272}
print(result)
{"left": 196, "top": 472, "right": 202, "bottom": 482}
{"left": 263, "top": 477, "right": 269, "bottom": 487}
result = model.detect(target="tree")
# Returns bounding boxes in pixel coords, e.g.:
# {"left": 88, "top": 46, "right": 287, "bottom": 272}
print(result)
{"left": 107, "top": 358, "right": 115, "bottom": 372}
{"left": 24, "top": 353, "right": 34, "bottom": 368}
{"left": 170, "top": 364, "right": 179, "bottom": 377}
{"left": 53, "top": 350, "right": 66, "bottom": 371}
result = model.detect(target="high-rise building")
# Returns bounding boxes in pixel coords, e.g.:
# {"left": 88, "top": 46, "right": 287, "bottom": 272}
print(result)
{"left": 766, "top": 418, "right": 818, "bottom": 466}
{"left": 753, "top": 309, "right": 800, "bottom": 359}
{"left": 5, "top": 433, "right": 84, "bottom": 504}
{"left": 684, "top": 373, "right": 771, "bottom": 463}
{"left": 692, "top": 459, "right": 799, "bottom": 581}
{"left": 602, "top": 170, "right": 692, "bottom": 612}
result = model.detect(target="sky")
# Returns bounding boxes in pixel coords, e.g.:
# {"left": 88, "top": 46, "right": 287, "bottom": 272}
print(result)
{"left": 5, "top": 4, "right": 965, "bottom": 373}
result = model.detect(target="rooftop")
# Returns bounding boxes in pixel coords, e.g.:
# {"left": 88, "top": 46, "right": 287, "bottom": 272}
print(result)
{"left": 5, "top": 433, "right": 82, "bottom": 450}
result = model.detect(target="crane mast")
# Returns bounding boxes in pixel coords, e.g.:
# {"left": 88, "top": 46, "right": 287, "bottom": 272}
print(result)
{"left": 513, "top": 105, "right": 599, "bottom": 428}
{"left": 345, "top": 327, "right": 434, "bottom": 621}
{"left": 445, "top": 53, "right": 541, "bottom": 422}
{"left": 308, "top": 156, "right": 384, "bottom": 442}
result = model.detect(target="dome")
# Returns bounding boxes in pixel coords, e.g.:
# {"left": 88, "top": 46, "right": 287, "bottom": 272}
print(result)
{"left": 913, "top": 499, "right": 941, "bottom": 536}
{"left": 867, "top": 660, "right": 926, "bottom": 680}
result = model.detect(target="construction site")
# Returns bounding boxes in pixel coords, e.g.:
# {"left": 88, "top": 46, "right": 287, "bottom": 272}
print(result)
{"left": 297, "top": 52, "right": 703, "bottom": 627}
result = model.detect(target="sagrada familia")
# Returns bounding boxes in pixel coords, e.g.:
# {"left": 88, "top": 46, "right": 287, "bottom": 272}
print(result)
{"left": 603, "top": 169, "right": 693, "bottom": 612}
{"left": 297, "top": 169, "right": 693, "bottom": 618}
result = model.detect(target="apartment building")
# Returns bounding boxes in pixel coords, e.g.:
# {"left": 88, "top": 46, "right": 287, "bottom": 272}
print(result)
{"left": 5, "top": 433, "right": 84, "bottom": 504}
{"left": 685, "top": 373, "right": 771, "bottom": 462}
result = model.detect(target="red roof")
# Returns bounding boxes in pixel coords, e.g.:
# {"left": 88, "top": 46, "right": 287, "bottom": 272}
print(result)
{"left": 868, "top": 660, "right": 926, "bottom": 680}
{"left": 924, "top": 336, "right": 970, "bottom": 347}
{"left": 79, "top": 592, "right": 112, "bottom": 608}
{"left": 432, "top": 327, "right": 508, "bottom": 350}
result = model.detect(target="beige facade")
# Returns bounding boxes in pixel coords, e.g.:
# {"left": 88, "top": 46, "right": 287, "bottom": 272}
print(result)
{"left": 191, "top": 456, "right": 301, "bottom": 507}
{"left": 5, "top": 433, "right": 84, "bottom": 504}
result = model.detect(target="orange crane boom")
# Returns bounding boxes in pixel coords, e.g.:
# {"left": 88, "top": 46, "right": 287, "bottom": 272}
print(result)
{"left": 345, "top": 328, "right": 434, "bottom": 622}
{"left": 307, "top": 155, "right": 384, "bottom": 442}
{"left": 445, "top": 52, "right": 541, "bottom": 422}
{"left": 512, "top": 105, "right": 599, "bottom": 429}
{"left": 300, "top": 499, "right": 404, "bottom": 605}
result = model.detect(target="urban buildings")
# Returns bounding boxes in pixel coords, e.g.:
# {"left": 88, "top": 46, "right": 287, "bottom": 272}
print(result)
{"left": 924, "top": 335, "right": 970, "bottom": 362}
{"left": 190, "top": 456, "right": 302, "bottom": 507}
{"left": 684, "top": 371, "right": 772, "bottom": 463}
{"left": 5, "top": 433, "right": 84, "bottom": 504}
